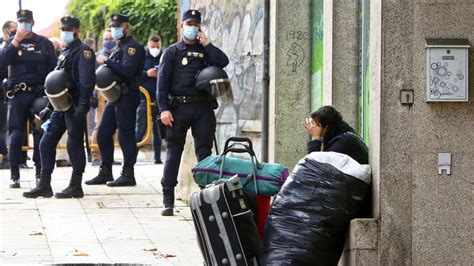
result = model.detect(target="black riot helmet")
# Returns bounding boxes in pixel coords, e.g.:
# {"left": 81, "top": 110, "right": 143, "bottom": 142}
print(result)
{"left": 29, "top": 96, "right": 50, "bottom": 132}
{"left": 96, "top": 65, "right": 116, "bottom": 88}
{"left": 29, "top": 96, "right": 49, "bottom": 116}
{"left": 195, "top": 66, "right": 233, "bottom": 101}
{"left": 44, "top": 70, "right": 73, "bottom": 112}
{"left": 95, "top": 65, "right": 121, "bottom": 102}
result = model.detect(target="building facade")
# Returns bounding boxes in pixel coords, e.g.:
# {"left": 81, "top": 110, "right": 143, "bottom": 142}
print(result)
{"left": 179, "top": 0, "right": 474, "bottom": 264}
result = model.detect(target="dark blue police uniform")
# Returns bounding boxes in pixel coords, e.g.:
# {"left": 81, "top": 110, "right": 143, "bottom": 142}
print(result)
{"left": 23, "top": 16, "right": 95, "bottom": 199}
{"left": 136, "top": 47, "right": 163, "bottom": 163}
{"left": 157, "top": 9, "right": 229, "bottom": 215}
{"left": 0, "top": 10, "right": 57, "bottom": 188}
{"left": 86, "top": 14, "right": 145, "bottom": 187}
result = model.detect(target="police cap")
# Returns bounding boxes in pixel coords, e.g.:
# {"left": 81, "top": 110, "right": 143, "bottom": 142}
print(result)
{"left": 110, "top": 14, "right": 129, "bottom": 27}
{"left": 183, "top": 9, "right": 201, "bottom": 22}
{"left": 60, "top": 16, "right": 80, "bottom": 31}
{"left": 17, "top": 9, "right": 33, "bottom": 21}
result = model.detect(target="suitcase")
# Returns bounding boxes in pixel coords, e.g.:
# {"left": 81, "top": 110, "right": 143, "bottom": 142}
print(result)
{"left": 190, "top": 175, "right": 261, "bottom": 266}
{"left": 193, "top": 137, "right": 272, "bottom": 239}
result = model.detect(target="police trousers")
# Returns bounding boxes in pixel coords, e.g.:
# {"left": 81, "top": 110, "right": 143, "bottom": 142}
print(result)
{"left": 135, "top": 98, "right": 162, "bottom": 161}
{"left": 40, "top": 107, "right": 86, "bottom": 176}
{"left": 97, "top": 89, "right": 140, "bottom": 168}
{"left": 8, "top": 91, "right": 42, "bottom": 173}
{"left": 161, "top": 102, "right": 216, "bottom": 189}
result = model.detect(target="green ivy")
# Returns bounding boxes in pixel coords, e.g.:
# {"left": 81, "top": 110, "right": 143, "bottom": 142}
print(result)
{"left": 67, "top": 0, "right": 177, "bottom": 46}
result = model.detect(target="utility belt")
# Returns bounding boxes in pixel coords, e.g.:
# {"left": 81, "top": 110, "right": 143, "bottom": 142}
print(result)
{"left": 170, "top": 95, "right": 214, "bottom": 104}
{"left": 5, "top": 82, "right": 44, "bottom": 99}
{"left": 169, "top": 95, "right": 218, "bottom": 110}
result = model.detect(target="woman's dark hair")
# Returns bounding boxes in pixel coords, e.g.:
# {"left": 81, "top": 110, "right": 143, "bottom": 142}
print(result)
{"left": 310, "top": 105, "right": 355, "bottom": 147}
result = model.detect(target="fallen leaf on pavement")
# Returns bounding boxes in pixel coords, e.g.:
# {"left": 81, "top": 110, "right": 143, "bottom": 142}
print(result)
{"left": 29, "top": 232, "right": 43, "bottom": 236}
{"left": 144, "top": 248, "right": 158, "bottom": 252}
{"left": 163, "top": 254, "right": 176, "bottom": 258}
{"left": 73, "top": 252, "right": 89, "bottom": 256}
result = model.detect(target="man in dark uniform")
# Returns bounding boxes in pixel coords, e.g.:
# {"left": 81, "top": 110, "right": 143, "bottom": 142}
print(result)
{"left": 85, "top": 14, "right": 145, "bottom": 187}
{"left": 1, "top": 21, "right": 17, "bottom": 169}
{"left": 23, "top": 16, "right": 95, "bottom": 198}
{"left": 0, "top": 10, "right": 57, "bottom": 188}
{"left": 157, "top": 9, "right": 229, "bottom": 216}
{"left": 136, "top": 34, "right": 164, "bottom": 164}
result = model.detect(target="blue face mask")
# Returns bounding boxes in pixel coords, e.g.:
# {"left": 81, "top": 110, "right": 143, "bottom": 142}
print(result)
{"left": 182, "top": 25, "right": 199, "bottom": 40}
{"left": 103, "top": 40, "right": 115, "bottom": 50}
{"left": 111, "top": 27, "right": 124, "bottom": 40}
{"left": 60, "top": 31, "right": 75, "bottom": 44}
{"left": 18, "top": 22, "right": 32, "bottom": 32}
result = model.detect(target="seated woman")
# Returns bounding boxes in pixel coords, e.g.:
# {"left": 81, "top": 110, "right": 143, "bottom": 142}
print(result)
{"left": 304, "top": 105, "right": 368, "bottom": 164}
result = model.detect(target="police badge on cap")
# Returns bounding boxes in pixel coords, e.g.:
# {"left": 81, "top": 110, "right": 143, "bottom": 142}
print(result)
{"left": 17, "top": 9, "right": 33, "bottom": 21}
{"left": 182, "top": 9, "right": 201, "bottom": 22}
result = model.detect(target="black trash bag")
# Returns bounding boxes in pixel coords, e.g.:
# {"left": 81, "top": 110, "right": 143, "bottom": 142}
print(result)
{"left": 261, "top": 152, "right": 371, "bottom": 266}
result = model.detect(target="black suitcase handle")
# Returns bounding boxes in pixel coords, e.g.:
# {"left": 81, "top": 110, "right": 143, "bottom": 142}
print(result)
{"left": 224, "top": 137, "right": 254, "bottom": 154}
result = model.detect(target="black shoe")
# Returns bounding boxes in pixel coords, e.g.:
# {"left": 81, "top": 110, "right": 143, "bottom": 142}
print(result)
{"left": 23, "top": 186, "right": 53, "bottom": 198}
{"left": 9, "top": 179, "right": 20, "bottom": 188}
{"left": 85, "top": 166, "right": 113, "bottom": 185}
{"left": 106, "top": 166, "right": 136, "bottom": 187}
{"left": 161, "top": 206, "right": 174, "bottom": 216}
{"left": 154, "top": 160, "right": 163, "bottom": 164}
{"left": 55, "top": 185, "right": 84, "bottom": 198}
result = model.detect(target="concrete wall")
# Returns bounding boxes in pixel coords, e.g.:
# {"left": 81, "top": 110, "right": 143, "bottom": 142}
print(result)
{"left": 268, "top": 0, "right": 312, "bottom": 168}
{"left": 186, "top": 0, "right": 265, "bottom": 158}
{"left": 323, "top": 0, "right": 360, "bottom": 129}
{"left": 376, "top": 0, "right": 474, "bottom": 264}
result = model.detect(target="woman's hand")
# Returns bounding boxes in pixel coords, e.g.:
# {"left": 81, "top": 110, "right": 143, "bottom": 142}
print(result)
{"left": 304, "top": 118, "right": 324, "bottom": 140}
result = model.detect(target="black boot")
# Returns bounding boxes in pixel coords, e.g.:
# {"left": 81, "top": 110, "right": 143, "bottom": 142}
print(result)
{"left": 35, "top": 167, "right": 41, "bottom": 187}
{"left": 85, "top": 165, "right": 113, "bottom": 185}
{"left": 9, "top": 167, "right": 20, "bottom": 188}
{"left": 106, "top": 165, "right": 136, "bottom": 187}
{"left": 161, "top": 188, "right": 175, "bottom": 216}
{"left": 55, "top": 174, "right": 84, "bottom": 198}
{"left": 23, "top": 173, "right": 53, "bottom": 198}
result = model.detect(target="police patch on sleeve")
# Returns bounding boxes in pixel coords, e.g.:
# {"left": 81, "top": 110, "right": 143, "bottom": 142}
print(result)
{"left": 128, "top": 47, "right": 136, "bottom": 56}
{"left": 83, "top": 50, "right": 92, "bottom": 59}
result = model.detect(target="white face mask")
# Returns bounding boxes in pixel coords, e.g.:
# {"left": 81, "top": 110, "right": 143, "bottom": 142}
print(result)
{"left": 149, "top": 47, "right": 161, "bottom": 58}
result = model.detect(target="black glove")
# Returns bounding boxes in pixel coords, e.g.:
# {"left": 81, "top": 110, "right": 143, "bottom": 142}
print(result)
{"left": 89, "top": 96, "right": 98, "bottom": 108}
{"left": 38, "top": 107, "right": 52, "bottom": 121}
{"left": 74, "top": 103, "right": 89, "bottom": 121}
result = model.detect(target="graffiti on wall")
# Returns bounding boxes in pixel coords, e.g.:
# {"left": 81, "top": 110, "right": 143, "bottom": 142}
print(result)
{"left": 186, "top": 0, "right": 264, "bottom": 151}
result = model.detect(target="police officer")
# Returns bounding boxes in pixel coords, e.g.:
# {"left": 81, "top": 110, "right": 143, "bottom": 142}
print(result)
{"left": 85, "top": 14, "right": 145, "bottom": 186}
{"left": 0, "top": 10, "right": 57, "bottom": 188}
{"left": 136, "top": 34, "right": 164, "bottom": 164}
{"left": 23, "top": 16, "right": 95, "bottom": 198}
{"left": 157, "top": 9, "right": 229, "bottom": 216}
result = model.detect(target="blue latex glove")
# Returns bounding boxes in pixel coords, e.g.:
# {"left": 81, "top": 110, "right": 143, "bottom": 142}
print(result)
{"left": 41, "top": 119, "right": 51, "bottom": 132}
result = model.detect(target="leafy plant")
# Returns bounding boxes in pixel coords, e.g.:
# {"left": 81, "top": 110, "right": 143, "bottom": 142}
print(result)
{"left": 67, "top": 0, "right": 177, "bottom": 46}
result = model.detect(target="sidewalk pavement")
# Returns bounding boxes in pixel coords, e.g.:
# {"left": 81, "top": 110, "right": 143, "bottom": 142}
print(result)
{"left": 0, "top": 158, "right": 202, "bottom": 265}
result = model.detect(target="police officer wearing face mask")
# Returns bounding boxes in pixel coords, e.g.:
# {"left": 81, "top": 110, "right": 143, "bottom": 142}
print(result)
{"left": 157, "top": 9, "right": 229, "bottom": 216}
{"left": 1, "top": 21, "right": 18, "bottom": 168}
{"left": 85, "top": 14, "right": 145, "bottom": 187}
{"left": 0, "top": 10, "right": 57, "bottom": 188}
{"left": 136, "top": 34, "right": 163, "bottom": 164}
{"left": 23, "top": 16, "right": 95, "bottom": 198}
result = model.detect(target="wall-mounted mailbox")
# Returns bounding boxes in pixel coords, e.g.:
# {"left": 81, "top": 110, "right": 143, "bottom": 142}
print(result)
{"left": 425, "top": 39, "right": 470, "bottom": 102}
